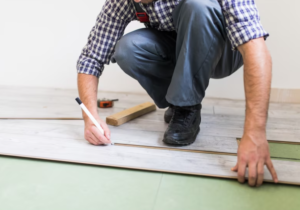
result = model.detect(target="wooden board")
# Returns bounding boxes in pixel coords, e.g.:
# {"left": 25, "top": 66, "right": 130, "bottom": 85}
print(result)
{"left": 0, "top": 85, "right": 213, "bottom": 119}
{"left": 2, "top": 86, "right": 300, "bottom": 120}
{"left": 203, "top": 97, "right": 300, "bottom": 118}
{"left": 0, "top": 110, "right": 299, "bottom": 148}
{"left": 113, "top": 114, "right": 300, "bottom": 144}
{"left": 0, "top": 86, "right": 155, "bottom": 119}
{"left": 0, "top": 131, "right": 300, "bottom": 185}
{"left": 106, "top": 102, "right": 157, "bottom": 126}
{"left": 0, "top": 120, "right": 238, "bottom": 154}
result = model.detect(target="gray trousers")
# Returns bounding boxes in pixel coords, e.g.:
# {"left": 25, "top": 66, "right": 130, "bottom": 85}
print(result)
{"left": 111, "top": 0, "right": 244, "bottom": 108}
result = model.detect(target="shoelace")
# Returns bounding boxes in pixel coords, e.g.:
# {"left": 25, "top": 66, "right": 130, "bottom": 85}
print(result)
{"left": 172, "top": 107, "right": 197, "bottom": 127}
{"left": 184, "top": 109, "right": 197, "bottom": 127}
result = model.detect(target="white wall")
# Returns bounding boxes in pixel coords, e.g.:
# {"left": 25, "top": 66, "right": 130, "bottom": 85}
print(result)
{"left": 0, "top": 0, "right": 299, "bottom": 100}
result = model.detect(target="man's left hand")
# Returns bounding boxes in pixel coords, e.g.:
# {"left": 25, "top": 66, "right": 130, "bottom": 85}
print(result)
{"left": 232, "top": 131, "right": 278, "bottom": 187}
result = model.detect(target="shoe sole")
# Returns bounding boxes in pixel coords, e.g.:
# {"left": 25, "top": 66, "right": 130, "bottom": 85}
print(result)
{"left": 162, "top": 127, "right": 200, "bottom": 146}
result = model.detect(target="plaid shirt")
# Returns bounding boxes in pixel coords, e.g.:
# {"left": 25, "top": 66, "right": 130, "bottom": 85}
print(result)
{"left": 77, "top": 0, "right": 269, "bottom": 78}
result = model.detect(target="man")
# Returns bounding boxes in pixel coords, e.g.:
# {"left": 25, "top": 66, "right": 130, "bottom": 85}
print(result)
{"left": 77, "top": 0, "right": 278, "bottom": 187}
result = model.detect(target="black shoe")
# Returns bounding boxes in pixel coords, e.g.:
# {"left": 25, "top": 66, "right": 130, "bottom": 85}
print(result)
{"left": 164, "top": 105, "right": 174, "bottom": 123}
{"left": 163, "top": 104, "right": 201, "bottom": 146}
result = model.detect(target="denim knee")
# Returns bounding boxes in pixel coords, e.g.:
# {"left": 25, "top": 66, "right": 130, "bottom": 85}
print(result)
{"left": 173, "top": 0, "right": 224, "bottom": 28}
{"left": 172, "top": 0, "right": 226, "bottom": 42}
{"left": 111, "top": 35, "right": 137, "bottom": 77}
{"left": 180, "top": 0, "right": 221, "bottom": 15}
{"left": 112, "top": 35, "right": 134, "bottom": 64}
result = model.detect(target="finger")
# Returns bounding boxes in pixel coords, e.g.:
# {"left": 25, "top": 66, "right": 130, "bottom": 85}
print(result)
{"left": 248, "top": 162, "right": 257, "bottom": 187}
{"left": 256, "top": 161, "right": 265, "bottom": 187}
{"left": 85, "top": 130, "right": 98, "bottom": 145}
{"left": 91, "top": 126, "right": 110, "bottom": 144}
{"left": 88, "top": 129, "right": 102, "bottom": 145}
{"left": 231, "top": 163, "right": 238, "bottom": 172}
{"left": 237, "top": 160, "right": 247, "bottom": 183}
{"left": 266, "top": 159, "right": 278, "bottom": 183}
{"left": 89, "top": 133, "right": 101, "bottom": 145}
{"left": 101, "top": 122, "right": 111, "bottom": 140}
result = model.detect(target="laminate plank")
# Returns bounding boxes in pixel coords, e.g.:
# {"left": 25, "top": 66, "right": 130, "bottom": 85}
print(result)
{"left": 203, "top": 97, "right": 300, "bottom": 110}
{"left": 105, "top": 116, "right": 300, "bottom": 143}
{"left": 2, "top": 86, "right": 300, "bottom": 119}
{"left": 2, "top": 111, "right": 297, "bottom": 145}
{"left": 0, "top": 120, "right": 238, "bottom": 154}
{"left": 0, "top": 86, "right": 214, "bottom": 119}
{"left": 0, "top": 132, "right": 299, "bottom": 185}
{"left": 1, "top": 117, "right": 300, "bottom": 155}
{"left": 111, "top": 129, "right": 237, "bottom": 154}
{"left": 214, "top": 105, "right": 300, "bottom": 119}
{"left": 203, "top": 97, "right": 300, "bottom": 118}
{"left": 125, "top": 111, "right": 300, "bottom": 131}
{"left": 1, "top": 85, "right": 299, "bottom": 143}
{"left": 268, "top": 109, "right": 300, "bottom": 119}
{"left": 110, "top": 113, "right": 300, "bottom": 143}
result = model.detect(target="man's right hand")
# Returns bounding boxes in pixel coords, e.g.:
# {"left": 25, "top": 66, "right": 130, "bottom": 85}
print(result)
{"left": 84, "top": 118, "right": 111, "bottom": 145}
{"left": 78, "top": 73, "right": 111, "bottom": 145}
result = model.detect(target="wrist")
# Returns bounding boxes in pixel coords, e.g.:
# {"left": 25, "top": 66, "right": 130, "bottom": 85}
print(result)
{"left": 81, "top": 104, "right": 99, "bottom": 122}
{"left": 83, "top": 113, "right": 100, "bottom": 125}
{"left": 243, "top": 129, "right": 267, "bottom": 144}
{"left": 244, "top": 126, "right": 266, "bottom": 134}
{"left": 244, "top": 114, "right": 267, "bottom": 139}
{"left": 244, "top": 121, "right": 266, "bottom": 136}
{"left": 244, "top": 113, "right": 267, "bottom": 132}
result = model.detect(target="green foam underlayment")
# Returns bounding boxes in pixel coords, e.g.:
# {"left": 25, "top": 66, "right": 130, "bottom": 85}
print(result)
{"left": 269, "top": 142, "right": 300, "bottom": 160}
{"left": 0, "top": 156, "right": 300, "bottom": 210}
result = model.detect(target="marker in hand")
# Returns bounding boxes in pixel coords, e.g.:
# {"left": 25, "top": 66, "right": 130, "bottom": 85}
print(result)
{"left": 75, "top": 97, "right": 114, "bottom": 145}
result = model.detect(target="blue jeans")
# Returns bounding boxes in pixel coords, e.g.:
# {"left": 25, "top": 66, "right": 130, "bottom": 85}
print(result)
{"left": 111, "top": 0, "right": 243, "bottom": 108}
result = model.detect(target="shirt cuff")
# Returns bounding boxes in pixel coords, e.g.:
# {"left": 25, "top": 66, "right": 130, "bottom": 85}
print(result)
{"left": 77, "top": 57, "right": 104, "bottom": 78}
{"left": 226, "top": 19, "right": 269, "bottom": 51}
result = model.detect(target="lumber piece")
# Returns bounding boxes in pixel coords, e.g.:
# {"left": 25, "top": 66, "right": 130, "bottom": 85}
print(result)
{"left": 106, "top": 102, "right": 157, "bottom": 126}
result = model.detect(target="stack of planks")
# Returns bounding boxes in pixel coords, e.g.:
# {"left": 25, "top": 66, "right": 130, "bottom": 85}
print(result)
{"left": 0, "top": 86, "right": 300, "bottom": 185}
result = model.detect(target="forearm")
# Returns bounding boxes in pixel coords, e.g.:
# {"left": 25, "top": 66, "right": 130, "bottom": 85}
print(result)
{"left": 238, "top": 38, "right": 272, "bottom": 137}
{"left": 77, "top": 73, "right": 99, "bottom": 121}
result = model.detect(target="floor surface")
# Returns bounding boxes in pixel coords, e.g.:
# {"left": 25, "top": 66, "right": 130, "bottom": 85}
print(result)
{"left": 0, "top": 155, "right": 299, "bottom": 210}
{"left": 1, "top": 86, "right": 300, "bottom": 209}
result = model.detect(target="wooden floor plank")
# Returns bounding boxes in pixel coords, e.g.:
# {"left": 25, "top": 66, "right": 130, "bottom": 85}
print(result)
{"left": 1, "top": 108, "right": 299, "bottom": 144}
{"left": 0, "top": 86, "right": 214, "bottom": 119}
{"left": 1, "top": 85, "right": 300, "bottom": 185}
{"left": 105, "top": 116, "right": 300, "bottom": 143}
{"left": 0, "top": 132, "right": 299, "bottom": 185}
{"left": 203, "top": 97, "right": 300, "bottom": 111}
{"left": 0, "top": 120, "right": 238, "bottom": 154}
{"left": 4, "top": 85, "right": 300, "bottom": 120}
{"left": 214, "top": 105, "right": 300, "bottom": 119}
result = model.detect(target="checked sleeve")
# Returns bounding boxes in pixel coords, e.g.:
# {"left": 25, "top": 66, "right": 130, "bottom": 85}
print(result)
{"left": 77, "top": 0, "right": 136, "bottom": 77}
{"left": 218, "top": 0, "right": 269, "bottom": 50}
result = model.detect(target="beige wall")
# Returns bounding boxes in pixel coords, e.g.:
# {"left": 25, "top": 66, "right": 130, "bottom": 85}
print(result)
{"left": 0, "top": 0, "right": 299, "bottom": 101}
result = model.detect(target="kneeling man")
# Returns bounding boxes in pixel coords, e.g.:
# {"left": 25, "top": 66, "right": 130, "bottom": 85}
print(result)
{"left": 77, "top": 0, "right": 278, "bottom": 186}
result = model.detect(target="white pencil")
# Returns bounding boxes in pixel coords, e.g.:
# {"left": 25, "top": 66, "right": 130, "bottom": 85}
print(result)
{"left": 75, "top": 97, "right": 114, "bottom": 145}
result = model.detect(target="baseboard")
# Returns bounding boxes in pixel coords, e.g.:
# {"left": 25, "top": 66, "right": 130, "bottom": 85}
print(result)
{"left": 270, "top": 88, "right": 300, "bottom": 104}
